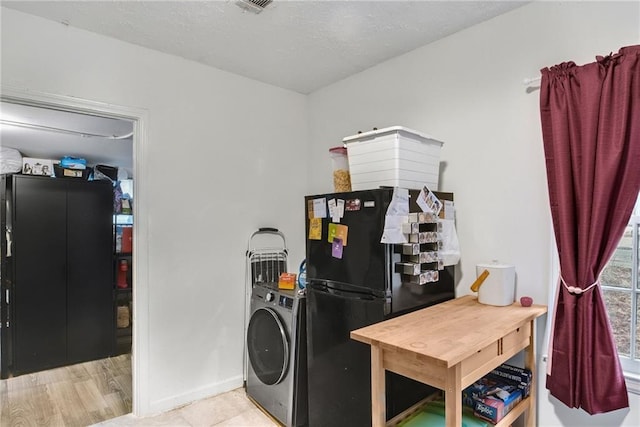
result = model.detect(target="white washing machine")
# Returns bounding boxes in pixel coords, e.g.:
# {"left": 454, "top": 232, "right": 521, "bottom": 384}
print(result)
{"left": 246, "top": 285, "right": 307, "bottom": 427}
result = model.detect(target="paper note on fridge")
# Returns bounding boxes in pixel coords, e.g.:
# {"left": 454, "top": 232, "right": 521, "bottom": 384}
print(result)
{"left": 381, "top": 187, "right": 409, "bottom": 244}
{"left": 440, "top": 219, "right": 461, "bottom": 266}
{"left": 313, "top": 198, "right": 327, "bottom": 218}
{"left": 381, "top": 215, "right": 409, "bottom": 244}
{"left": 328, "top": 198, "right": 345, "bottom": 223}
{"left": 444, "top": 200, "right": 455, "bottom": 220}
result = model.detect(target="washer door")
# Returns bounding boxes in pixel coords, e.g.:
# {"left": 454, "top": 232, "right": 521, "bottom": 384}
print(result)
{"left": 247, "top": 307, "right": 289, "bottom": 385}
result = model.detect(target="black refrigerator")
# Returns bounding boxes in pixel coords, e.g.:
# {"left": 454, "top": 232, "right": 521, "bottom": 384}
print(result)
{"left": 304, "top": 188, "right": 455, "bottom": 426}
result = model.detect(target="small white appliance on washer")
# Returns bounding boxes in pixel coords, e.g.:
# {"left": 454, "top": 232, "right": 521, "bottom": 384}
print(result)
{"left": 246, "top": 285, "right": 307, "bottom": 427}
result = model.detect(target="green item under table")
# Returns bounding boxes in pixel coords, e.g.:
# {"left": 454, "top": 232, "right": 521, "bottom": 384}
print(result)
{"left": 398, "top": 401, "right": 488, "bottom": 427}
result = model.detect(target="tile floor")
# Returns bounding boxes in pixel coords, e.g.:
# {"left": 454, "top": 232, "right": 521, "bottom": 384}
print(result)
{"left": 94, "top": 388, "right": 279, "bottom": 427}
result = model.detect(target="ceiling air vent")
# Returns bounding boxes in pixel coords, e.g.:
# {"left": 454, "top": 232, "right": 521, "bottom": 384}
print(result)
{"left": 235, "top": 0, "right": 273, "bottom": 14}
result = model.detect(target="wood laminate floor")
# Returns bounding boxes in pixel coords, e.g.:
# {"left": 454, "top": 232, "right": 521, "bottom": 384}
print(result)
{"left": 1, "top": 354, "right": 277, "bottom": 426}
{"left": 0, "top": 354, "right": 132, "bottom": 427}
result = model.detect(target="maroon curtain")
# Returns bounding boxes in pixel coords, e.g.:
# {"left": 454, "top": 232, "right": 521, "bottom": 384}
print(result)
{"left": 540, "top": 45, "right": 640, "bottom": 414}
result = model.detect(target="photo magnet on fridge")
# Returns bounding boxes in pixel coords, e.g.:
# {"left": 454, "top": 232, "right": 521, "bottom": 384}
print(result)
{"left": 331, "top": 237, "right": 344, "bottom": 259}
{"left": 417, "top": 186, "right": 442, "bottom": 215}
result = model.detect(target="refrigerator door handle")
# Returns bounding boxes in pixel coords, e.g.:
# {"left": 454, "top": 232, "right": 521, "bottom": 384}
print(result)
{"left": 5, "top": 227, "right": 11, "bottom": 257}
{"left": 325, "top": 287, "right": 380, "bottom": 301}
{"left": 308, "top": 279, "right": 383, "bottom": 301}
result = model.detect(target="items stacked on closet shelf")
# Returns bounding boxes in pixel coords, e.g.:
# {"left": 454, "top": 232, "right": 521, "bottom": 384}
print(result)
{"left": 113, "top": 180, "right": 133, "bottom": 355}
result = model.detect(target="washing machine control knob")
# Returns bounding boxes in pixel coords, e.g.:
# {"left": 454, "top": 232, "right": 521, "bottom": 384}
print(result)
{"left": 265, "top": 292, "right": 274, "bottom": 302}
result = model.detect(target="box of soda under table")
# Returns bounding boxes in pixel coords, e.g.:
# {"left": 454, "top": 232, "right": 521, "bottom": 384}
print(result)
{"left": 473, "top": 387, "right": 522, "bottom": 424}
{"left": 488, "top": 363, "right": 532, "bottom": 398}
{"left": 343, "top": 126, "right": 443, "bottom": 191}
{"left": 463, "top": 364, "right": 532, "bottom": 424}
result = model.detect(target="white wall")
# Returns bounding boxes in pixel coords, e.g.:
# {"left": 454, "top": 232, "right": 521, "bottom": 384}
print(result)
{"left": 3, "top": 2, "right": 639, "bottom": 424}
{"left": 307, "top": 1, "right": 639, "bottom": 426}
{"left": 1, "top": 7, "right": 308, "bottom": 416}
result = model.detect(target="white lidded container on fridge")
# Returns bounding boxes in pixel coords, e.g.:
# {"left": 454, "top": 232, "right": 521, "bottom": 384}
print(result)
{"left": 475, "top": 261, "right": 516, "bottom": 306}
{"left": 343, "top": 126, "right": 443, "bottom": 191}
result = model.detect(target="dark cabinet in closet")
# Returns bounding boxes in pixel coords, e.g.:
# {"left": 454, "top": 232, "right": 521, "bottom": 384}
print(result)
{"left": 1, "top": 174, "right": 113, "bottom": 377}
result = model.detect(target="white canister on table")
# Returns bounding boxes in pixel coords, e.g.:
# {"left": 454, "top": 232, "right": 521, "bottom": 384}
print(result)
{"left": 475, "top": 261, "right": 516, "bottom": 306}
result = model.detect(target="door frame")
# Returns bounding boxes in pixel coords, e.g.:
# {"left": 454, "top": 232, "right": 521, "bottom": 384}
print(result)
{"left": 1, "top": 85, "right": 150, "bottom": 416}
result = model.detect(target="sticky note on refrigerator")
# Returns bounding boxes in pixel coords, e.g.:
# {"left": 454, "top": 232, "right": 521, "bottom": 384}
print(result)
{"left": 309, "top": 218, "right": 322, "bottom": 240}
{"left": 328, "top": 223, "right": 348, "bottom": 246}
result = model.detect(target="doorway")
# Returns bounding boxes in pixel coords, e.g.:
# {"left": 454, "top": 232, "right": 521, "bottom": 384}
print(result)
{"left": 0, "top": 87, "right": 148, "bottom": 420}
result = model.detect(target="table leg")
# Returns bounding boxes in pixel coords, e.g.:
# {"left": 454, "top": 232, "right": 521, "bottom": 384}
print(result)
{"left": 524, "top": 319, "right": 537, "bottom": 427}
{"left": 444, "top": 363, "right": 462, "bottom": 427}
{"left": 371, "top": 345, "right": 386, "bottom": 427}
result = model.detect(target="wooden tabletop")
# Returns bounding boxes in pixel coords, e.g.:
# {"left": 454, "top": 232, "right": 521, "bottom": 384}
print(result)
{"left": 350, "top": 295, "right": 547, "bottom": 368}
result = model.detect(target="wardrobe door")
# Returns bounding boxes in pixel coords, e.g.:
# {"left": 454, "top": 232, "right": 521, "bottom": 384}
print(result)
{"left": 66, "top": 180, "right": 113, "bottom": 363}
{"left": 13, "top": 176, "right": 67, "bottom": 373}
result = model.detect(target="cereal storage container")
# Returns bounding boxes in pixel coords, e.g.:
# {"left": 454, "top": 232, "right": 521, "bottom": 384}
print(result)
{"left": 329, "top": 146, "right": 352, "bottom": 192}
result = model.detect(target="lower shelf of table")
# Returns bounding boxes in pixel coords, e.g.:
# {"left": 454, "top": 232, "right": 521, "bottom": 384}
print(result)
{"left": 388, "top": 393, "right": 441, "bottom": 425}
{"left": 387, "top": 392, "right": 531, "bottom": 427}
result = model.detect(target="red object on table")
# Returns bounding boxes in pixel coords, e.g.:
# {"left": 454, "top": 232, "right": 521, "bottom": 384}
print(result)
{"left": 520, "top": 296, "right": 533, "bottom": 307}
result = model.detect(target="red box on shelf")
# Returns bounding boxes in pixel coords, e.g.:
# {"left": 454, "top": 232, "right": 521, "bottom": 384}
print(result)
{"left": 122, "top": 226, "right": 133, "bottom": 253}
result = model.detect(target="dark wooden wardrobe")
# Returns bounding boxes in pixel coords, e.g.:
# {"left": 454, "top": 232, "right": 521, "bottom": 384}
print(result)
{"left": 1, "top": 174, "right": 113, "bottom": 377}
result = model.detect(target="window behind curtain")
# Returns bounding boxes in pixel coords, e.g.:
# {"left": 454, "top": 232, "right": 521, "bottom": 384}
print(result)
{"left": 602, "top": 194, "right": 640, "bottom": 377}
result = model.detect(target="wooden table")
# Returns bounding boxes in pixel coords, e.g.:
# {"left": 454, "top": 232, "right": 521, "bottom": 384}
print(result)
{"left": 350, "top": 295, "right": 547, "bottom": 427}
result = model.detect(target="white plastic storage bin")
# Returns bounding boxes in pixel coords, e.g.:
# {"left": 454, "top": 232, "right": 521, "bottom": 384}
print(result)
{"left": 343, "top": 126, "right": 443, "bottom": 191}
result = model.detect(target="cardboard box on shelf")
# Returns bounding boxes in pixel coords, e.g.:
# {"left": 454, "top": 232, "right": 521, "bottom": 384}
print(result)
{"left": 122, "top": 226, "right": 133, "bottom": 253}
{"left": 53, "top": 164, "right": 90, "bottom": 179}
{"left": 278, "top": 272, "right": 297, "bottom": 290}
{"left": 117, "top": 305, "right": 130, "bottom": 328}
{"left": 22, "top": 158, "right": 54, "bottom": 176}
{"left": 116, "top": 226, "right": 133, "bottom": 253}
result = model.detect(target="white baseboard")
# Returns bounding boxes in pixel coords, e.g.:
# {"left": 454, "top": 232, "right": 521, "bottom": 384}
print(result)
{"left": 146, "top": 375, "right": 244, "bottom": 416}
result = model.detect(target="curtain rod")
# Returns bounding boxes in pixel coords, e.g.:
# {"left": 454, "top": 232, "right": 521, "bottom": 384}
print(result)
{"left": 523, "top": 77, "right": 541, "bottom": 86}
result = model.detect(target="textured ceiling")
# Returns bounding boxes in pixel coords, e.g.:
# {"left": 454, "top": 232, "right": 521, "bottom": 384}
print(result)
{"left": 1, "top": 1, "right": 529, "bottom": 171}
{"left": 2, "top": 0, "right": 529, "bottom": 94}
